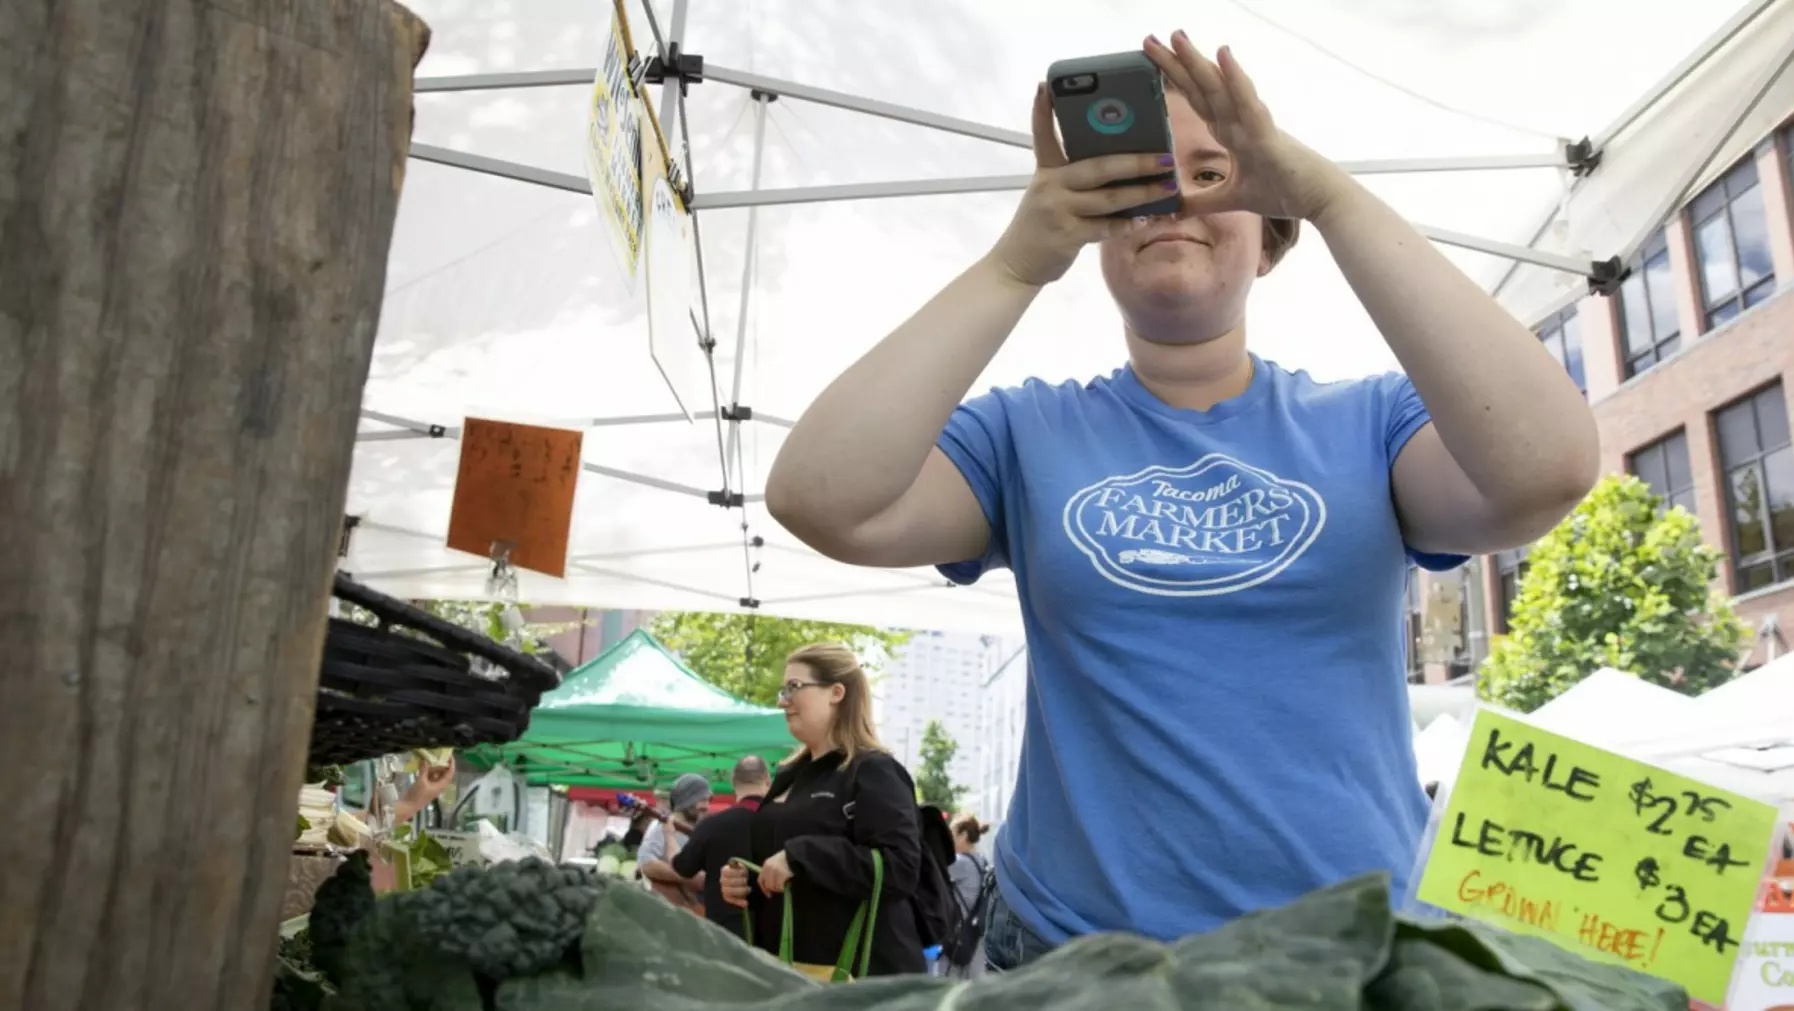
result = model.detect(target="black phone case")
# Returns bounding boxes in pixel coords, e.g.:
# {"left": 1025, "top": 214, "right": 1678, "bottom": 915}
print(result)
{"left": 1048, "top": 50, "right": 1180, "bottom": 218}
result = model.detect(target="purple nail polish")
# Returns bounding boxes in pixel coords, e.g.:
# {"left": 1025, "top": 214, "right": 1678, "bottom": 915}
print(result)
{"left": 1158, "top": 154, "right": 1175, "bottom": 167}
{"left": 1161, "top": 179, "right": 1179, "bottom": 190}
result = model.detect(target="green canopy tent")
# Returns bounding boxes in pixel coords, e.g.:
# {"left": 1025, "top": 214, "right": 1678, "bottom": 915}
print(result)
{"left": 464, "top": 629, "right": 793, "bottom": 794}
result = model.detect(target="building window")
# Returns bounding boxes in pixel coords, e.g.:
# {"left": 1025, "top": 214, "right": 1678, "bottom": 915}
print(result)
{"left": 1536, "top": 307, "right": 1586, "bottom": 393}
{"left": 1627, "top": 429, "right": 1698, "bottom": 516}
{"left": 1617, "top": 229, "right": 1680, "bottom": 379}
{"left": 1714, "top": 383, "right": 1794, "bottom": 592}
{"left": 1495, "top": 547, "right": 1529, "bottom": 633}
{"left": 1690, "top": 155, "right": 1776, "bottom": 329}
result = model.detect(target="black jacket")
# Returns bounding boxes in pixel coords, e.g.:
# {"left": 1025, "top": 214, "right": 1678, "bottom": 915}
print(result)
{"left": 746, "top": 749, "right": 926, "bottom": 976}
{"left": 671, "top": 796, "right": 761, "bottom": 938}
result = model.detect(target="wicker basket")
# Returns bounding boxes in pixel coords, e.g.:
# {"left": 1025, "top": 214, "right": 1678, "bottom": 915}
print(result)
{"left": 309, "top": 574, "right": 560, "bottom": 766}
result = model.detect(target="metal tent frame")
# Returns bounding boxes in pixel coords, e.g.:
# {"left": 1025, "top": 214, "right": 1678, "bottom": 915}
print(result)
{"left": 348, "top": 0, "right": 1793, "bottom": 624}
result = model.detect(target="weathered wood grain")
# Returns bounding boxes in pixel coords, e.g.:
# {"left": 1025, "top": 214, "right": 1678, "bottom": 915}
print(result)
{"left": 0, "top": 2, "right": 429, "bottom": 1008}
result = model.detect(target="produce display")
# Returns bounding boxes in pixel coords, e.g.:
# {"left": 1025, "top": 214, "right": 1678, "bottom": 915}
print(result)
{"left": 275, "top": 859, "right": 1688, "bottom": 1010}
{"left": 592, "top": 841, "right": 638, "bottom": 880}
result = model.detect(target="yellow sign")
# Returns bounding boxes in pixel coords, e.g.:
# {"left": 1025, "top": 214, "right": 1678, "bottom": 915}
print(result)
{"left": 1417, "top": 709, "right": 1777, "bottom": 1005}
{"left": 585, "top": 0, "right": 644, "bottom": 287}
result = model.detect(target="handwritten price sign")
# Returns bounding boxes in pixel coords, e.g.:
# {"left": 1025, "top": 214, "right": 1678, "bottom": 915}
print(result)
{"left": 1416, "top": 709, "right": 1777, "bottom": 1005}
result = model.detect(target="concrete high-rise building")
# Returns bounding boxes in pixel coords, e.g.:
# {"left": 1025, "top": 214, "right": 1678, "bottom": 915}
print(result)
{"left": 971, "top": 647, "right": 1028, "bottom": 825}
{"left": 873, "top": 630, "right": 1014, "bottom": 806}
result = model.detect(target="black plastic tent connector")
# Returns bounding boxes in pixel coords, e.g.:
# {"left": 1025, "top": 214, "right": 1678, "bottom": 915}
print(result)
{"left": 1565, "top": 137, "right": 1602, "bottom": 177}
{"left": 1587, "top": 256, "right": 1627, "bottom": 297}
{"left": 708, "top": 490, "right": 745, "bottom": 508}
{"left": 643, "top": 44, "right": 705, "bottom": 92}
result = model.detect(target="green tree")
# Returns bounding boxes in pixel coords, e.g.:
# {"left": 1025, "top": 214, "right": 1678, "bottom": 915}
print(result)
{"left": 915, "top": 719, "right": 968, "bottom": 811}
{"left": 648, "top": 611, "right": 911, "bottom": 706}
{"left": 1479, "top": 474, "right": 1748, "bottom": 712}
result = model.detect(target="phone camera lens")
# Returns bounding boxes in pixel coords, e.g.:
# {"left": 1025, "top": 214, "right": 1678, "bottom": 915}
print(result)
{"left": 1086, "top": 98, "right": 1135, "bottom": 135}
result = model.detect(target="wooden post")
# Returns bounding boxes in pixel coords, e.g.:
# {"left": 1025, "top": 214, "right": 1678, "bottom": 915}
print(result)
{"left": 0, "top": 2, "right": 429, "bottom": 1008}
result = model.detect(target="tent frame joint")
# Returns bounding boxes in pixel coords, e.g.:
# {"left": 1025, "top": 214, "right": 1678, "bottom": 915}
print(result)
{"left": 1564, "top": 136, "right": 1602, "bottom": 178}
{"left": 641, "top": 44, "right": 705, "bottom": 94}
{"left": 707, "top": 489, "right": 746, "bottom": 508}
{"left": 720, "top": 403, "right": 753, "bottom": 422}
{"left": 739, "top": 597, "right": 761, "bottom": 609}
{"left": 1587, "top": 256, "right": 1626, "bottom": 297}
{"left": 339, "top": 515, "right": 360, "bottom": 559}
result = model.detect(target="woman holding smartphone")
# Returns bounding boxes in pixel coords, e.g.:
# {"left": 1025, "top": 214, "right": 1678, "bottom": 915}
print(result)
{"left": 764, "top": 32, "right": 1597, "bottom": 970}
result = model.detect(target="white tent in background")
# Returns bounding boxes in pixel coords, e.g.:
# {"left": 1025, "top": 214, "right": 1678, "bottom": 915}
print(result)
{"left": 1408, "top": 682, "right": 1477, "bottom": 731}
{"left": 1526, "top": 667, "right": 1696, "bottom": 749}
{"left": 341, "top": 0, "right": 1794, "bottom": 633}
{"left": 1413, "top": 713, "right": 1472, "bottom": 788}
{"left": 1618, "top": 654, "right": 1794, "bottom": 804}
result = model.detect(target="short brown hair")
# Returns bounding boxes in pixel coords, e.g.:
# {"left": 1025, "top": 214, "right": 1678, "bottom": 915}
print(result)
{"left": 952, "top": 815, "right": 989, "bottom": 844}
{"left": 782, "top": 643, "right": 884, "bottom": 765}
{"left": 1263, "top": 217, "right": 1300, "bottom": 268}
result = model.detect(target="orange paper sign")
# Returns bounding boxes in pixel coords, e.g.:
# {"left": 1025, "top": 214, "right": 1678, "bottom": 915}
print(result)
{"left": 445, "top": 418, "right": 582, "bottom": 578}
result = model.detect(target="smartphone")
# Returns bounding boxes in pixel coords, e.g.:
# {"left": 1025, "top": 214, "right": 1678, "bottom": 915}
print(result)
{"left": 1047, "top": 51, "right": 1180, "bottom": 218}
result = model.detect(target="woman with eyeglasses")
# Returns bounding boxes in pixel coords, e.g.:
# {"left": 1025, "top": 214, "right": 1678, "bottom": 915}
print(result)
{"left": 719, "top": 643, "right": 928, "bottom": 976}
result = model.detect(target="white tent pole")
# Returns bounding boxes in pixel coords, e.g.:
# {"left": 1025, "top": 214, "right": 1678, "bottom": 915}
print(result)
{"left": 1592, "top": 0, "right": 1783, "bottom": 150}
{"left": 1491, "top": 0, "right": 1787, "bottom": 299}
{"left": 354, "top": 409, "right": 727, "bottom": 499}
{"left": 411, "top": 144, "right": 588, "bottom": 194}
{"left": 1611, "top": 28, "right": 1794, "bottom": 270}
{"left": 691, "top": 177, "right": 1596, "bottom": 276}
{"left": 413, "top": 68, "right": 1566, "bottom": 179}
{"left": 655, "top": 0, "right": 689, "bottom": 149}
{"left": 723, "top": 93, "right": 772, "bottom": 492}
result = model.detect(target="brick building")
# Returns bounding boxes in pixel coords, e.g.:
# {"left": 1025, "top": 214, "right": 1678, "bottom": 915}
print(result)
{"left": 1407, "top": 115, "right": 1794, "bottom": 683}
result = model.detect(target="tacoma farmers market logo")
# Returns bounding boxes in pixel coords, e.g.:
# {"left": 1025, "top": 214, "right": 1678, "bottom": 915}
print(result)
{"left": 1062, "top": 453, "right": 1324, "bottom": 596}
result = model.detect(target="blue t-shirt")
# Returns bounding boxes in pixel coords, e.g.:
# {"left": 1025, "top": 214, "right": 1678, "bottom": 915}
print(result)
{"left": 935, "top": 354, "right": 1465, "bottom": 944}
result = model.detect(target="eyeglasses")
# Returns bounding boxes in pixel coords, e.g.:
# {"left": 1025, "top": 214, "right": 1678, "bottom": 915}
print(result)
{"left": 777, "top": 681, "right": 828, "bottom": 702}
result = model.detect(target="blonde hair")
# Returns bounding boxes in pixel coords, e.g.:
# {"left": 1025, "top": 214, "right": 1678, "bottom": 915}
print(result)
{"left": 782, "top": 642, "right": 884, "bottom": 765}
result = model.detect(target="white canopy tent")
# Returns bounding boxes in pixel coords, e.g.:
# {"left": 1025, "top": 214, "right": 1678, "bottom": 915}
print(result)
{"left": 1617, "top": 654, "right": 1794, "bottom": 804}
{"left": 342, "top": 0, "right": 1794, "bottom": 633}
{"left": 1526, "top": 666, "right": 1698, "bottom": 749}
{"left": 1419, "top": 659, "right": 1794, "bottom": 805}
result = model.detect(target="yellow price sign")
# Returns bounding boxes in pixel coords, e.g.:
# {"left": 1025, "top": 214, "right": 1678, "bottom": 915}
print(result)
{"left": 1417, "top": 709, "right": 1777, "bottom": 1005}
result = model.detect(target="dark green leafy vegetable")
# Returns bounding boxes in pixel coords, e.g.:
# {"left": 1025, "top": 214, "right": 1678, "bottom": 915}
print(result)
{"left": 563, "top": 872, "right": 1687, "bottom": 1011}
{"left": 328, "top": 893, "right": 484, "bottom": 1011}
{"left": 409, "top": 858, "right": 599, "bottom": 979}
{"left": 272, "top": 930, "right": 330, "bottom": 1011}
{"left": 303, "top": 864, "right": 1689, "bottom": 1010}
{"left": 309, "top": 852, "right": 375, "bottom": 987}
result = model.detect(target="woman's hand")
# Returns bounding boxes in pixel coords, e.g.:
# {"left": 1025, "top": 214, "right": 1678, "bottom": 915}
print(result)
{"left": 757, "top": 851, "right": 794, "bottom": 896}
{"left": 988, "top": 85, "right": 1188, "bottom": 287}
{"left": 1144, "top": 32, "right": 1351, "bottom": 223}
{"left": 721, "top": 862, "right": 752, "bottom": 908}
{"left": 392, "top": 757, "right": 455, "bottom": 824}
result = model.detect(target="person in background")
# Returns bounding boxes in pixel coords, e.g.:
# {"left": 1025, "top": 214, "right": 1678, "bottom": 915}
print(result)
{"left": 945, "top": 815, "right": 993, "bottom": 978}
{"left": 351, "top": 755, "right": 455, "bottom": 829}
{"left": 638, "top": 773, "right": 711, "bottom": 915}
{"left": 719, "top": 644, "right": 927, "bottom": 976}
{"left": 666, "top": 755, "right": 774, "bottom": 938}
{"left": 618, "top": 808, "right": 655, "bottom": 850}
{"left": 762, "top": 33, "right": 1598, "bottom": 970}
